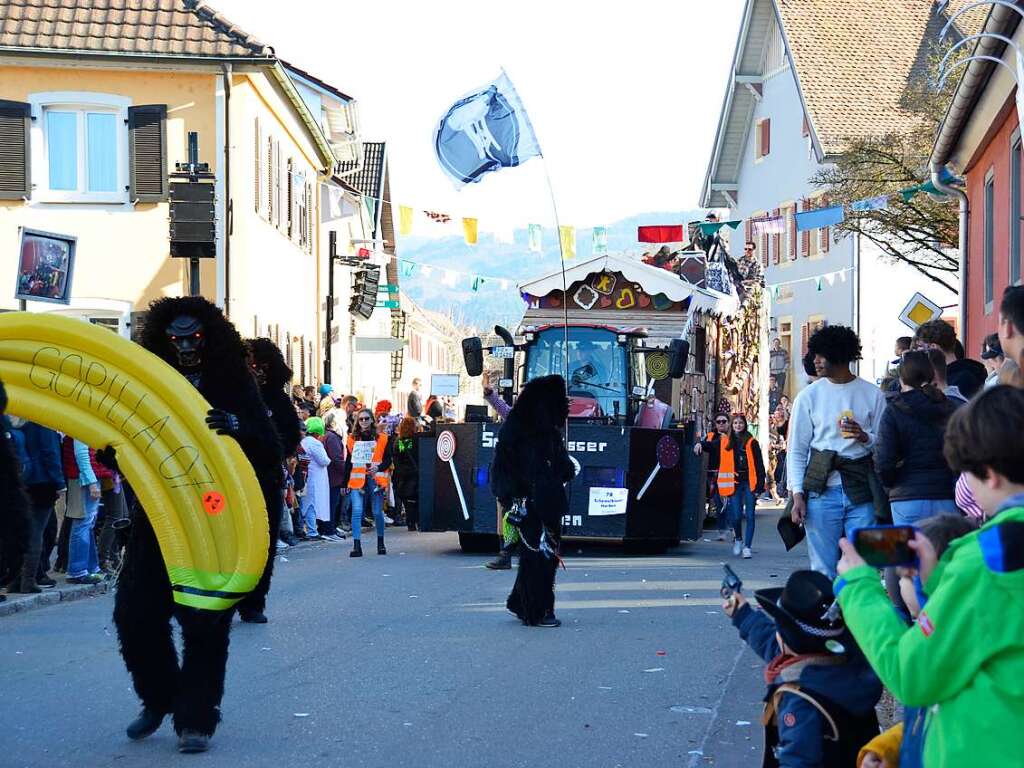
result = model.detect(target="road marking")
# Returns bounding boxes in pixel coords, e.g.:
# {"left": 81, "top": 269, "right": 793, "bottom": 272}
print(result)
{"left": 555, "top": 579, "right": 770, "bottom": 592}
{"left": 460, "top": 597, "right": 727, "bottom": 611}
{"left": 457, "top": 557, "right": 724, "bottom": 570}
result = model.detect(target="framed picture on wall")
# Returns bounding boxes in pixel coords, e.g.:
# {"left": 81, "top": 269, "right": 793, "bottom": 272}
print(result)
{"left": 15, "top": 227, "right": 76, "bottom": 305}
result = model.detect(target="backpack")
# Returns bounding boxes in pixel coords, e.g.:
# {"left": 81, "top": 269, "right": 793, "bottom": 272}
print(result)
{"left": 293, "top": 443, "right": 310, "bottom": 492}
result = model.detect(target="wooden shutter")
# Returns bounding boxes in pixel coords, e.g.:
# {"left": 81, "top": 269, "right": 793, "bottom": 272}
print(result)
{"left": 771, "top": 207, "right": 781, "bottom": 263}
{"left": 266, "top": 137, "right": 274, "bottom": 220}
{"left": 761, "top": 118, "right": 771, "bottom": 156}
{"left": 788, "top": 204, "right": 797, "bottom": 260}
{"left": 286, "top": 159, "right": 293, "bottom": 238}
{"left": 128, "top": 105, "right": 168, "bottom": 202}
{"left": 801, "top": 323, "right": 809, "bottom": 357}
{"left": 254, "top": 118, "right": 261, "bottom": 214}
{"left": 820, "top": 195, "right": 831, "bottom": 252}
{"left": 801, "top": 198, "right": 811, "bottom": 257}
{"left": 0, "top": 100, "right": 31, "bottom": 199}
{"left": 299, "top": 334, "right": 306, "bottom": 384}
{"left": 273, "top": 141, "right": 281, "bottom": 228}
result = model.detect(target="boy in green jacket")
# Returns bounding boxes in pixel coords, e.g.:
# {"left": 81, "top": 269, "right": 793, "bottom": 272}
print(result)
{"left": 834, "top": 385, "right": 1024, "bottom": 768}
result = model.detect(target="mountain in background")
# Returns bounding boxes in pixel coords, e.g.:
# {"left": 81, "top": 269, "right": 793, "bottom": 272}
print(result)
{"left": 396, "top": 210, "right": 704, "bottom": 330}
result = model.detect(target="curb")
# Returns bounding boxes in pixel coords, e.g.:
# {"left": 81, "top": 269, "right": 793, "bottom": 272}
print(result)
{"left": 0, "top": 580, "right": 110, "bottom": 618}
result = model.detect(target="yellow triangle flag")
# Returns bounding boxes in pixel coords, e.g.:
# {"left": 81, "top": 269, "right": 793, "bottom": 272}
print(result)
{"left": 399, "top": 205, "right": 414, "bottom": 236}
{"left": 559, "top": 225, "right": 576, "bottom": 260}
{"left": 463, "top": 217, "right": 478, "bottom": 246}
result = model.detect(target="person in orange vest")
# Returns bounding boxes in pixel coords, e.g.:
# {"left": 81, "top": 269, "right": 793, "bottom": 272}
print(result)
{"left": 717, "top": 413, "right": 765, "bottom": 559}
{"left": 694, "top": 413, "right": 732, "bottom": 541}
{"left": 345, "top": 408, "right": 393, "bottom": 557}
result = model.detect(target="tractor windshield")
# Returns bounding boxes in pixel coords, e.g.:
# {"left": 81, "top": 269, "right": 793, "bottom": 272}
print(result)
{"left": 525, "top": 327, "right": 628, "bottom": 419}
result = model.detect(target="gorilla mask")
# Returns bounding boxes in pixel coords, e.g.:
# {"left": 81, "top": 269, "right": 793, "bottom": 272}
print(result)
{"left": 166, "top": 315, "right": 205, "bottom": 371}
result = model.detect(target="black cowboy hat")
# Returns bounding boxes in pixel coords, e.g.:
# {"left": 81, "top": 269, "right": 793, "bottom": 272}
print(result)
{"left": 754, "top": 570, "right": 847, "bottom": 655}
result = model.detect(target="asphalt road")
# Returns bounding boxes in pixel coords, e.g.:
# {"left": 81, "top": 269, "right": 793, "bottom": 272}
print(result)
{"left": 0, "top": 506, "right": 805, "bottom": 768}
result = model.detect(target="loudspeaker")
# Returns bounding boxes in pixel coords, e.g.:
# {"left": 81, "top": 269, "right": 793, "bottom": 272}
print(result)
{"left": 668, "top": 338, "right": 689, "bottom": 378}
{"left": 462, "top": 337, "right": 483, "bottom": 376}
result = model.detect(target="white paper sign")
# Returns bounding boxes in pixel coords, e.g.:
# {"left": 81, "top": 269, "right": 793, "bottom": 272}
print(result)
{"left": 430, "top": 373, "right": 461, "bottom": 396}
{"left": 492, "top": 346, "right": 515, "bottom": 359}
{"left": 588, "top": 487, "right": 628, "bottom": 516}
{"left": 351, "top": 441, "right": 376, "bottom": 467}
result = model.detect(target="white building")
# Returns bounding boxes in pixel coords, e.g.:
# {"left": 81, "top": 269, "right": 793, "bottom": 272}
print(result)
{"left": 700, "top": 0, "right": 968, "bottom": 393}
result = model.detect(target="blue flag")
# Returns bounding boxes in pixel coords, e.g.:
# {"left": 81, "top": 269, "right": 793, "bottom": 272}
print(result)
{"left": 434, "top": 72, "right": 542, "bottom": 189}
{"left": 851, "top": 194, "right": 888, "bottom": 212}
{"left": 795, "top": 205, "right": 844, "bottom": 232}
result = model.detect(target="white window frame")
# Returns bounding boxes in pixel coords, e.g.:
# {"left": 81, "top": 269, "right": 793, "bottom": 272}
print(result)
{"left": 28, "top": 91, "right": 131, "bottom": 204}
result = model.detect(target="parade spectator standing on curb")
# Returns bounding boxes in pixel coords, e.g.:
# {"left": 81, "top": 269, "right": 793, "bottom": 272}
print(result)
{"left": 299, "top": 417, "right": 331, "bottom": 542}
{"left": 913, "top": 318, "right": 987, "bottom": 399}
{"left": 769, "top": 337, "right": 790, "bottom": 395}
{"left": 874, "top": 350, "right": 960, "bottom": 525}
{"left": 980, "top": 333, "right": 1007, "bottom": 389}
{"left": 407, "top": 378, "right": 423, "bottom": 418}
{"left": 392, "top": 416, "right": 420, "bottom": 532}
{"left": 0, "top": 379, "right": 30, "bottom": 603}
{"left": 835, "top": 386, "right": 1024, "bottom": 768}
{"left": 718, "top": 413, "right": 765, "bottom": 559}
{"left": 925, "top": 348, "right": 967, "bottom": 405}
{"left": 787, "top": 326, "right": 885, "bottom": 578}
{"left": 63, "top": 437, "right": 111, "bottom": 585}
{"left": 322, "top": 412, "right": 348, "bottom": 542}
{"left": 998, "top": 285, "right": 1024, "bottom": 374}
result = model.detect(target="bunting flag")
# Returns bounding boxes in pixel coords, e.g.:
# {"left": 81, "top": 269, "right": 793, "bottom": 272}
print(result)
{"left": 399, "top": 205, "right": 414, "bottom": 235}
{"left": 462, "top": 217, "right": 478, "bottom": 245}
{"left": 400, "top": 260, "right": 416, "bottom": 278}
{"left": 751, "top": 216, "right": 785, "bottom": 235}
{"left": 528, "top": 223, "right": 543, "bottom": 253}
{"left": 364, "top": 197, "right": 377, "bottom": 226}
{"left": 592, "top": 226, "right": 609, "bottom": 255}
{"left": 421, "top": 265, "right": 434, "bottom": 277}
{"left": 433, "top": 71, "right": 542, "bottom": 189}
{"left": 698, "top": 220, "right": 742, "bottom": 236}
{"left": 442, "top": 269, "right": 458, "bottom": 287}
{"left": 472, "top": 276, "right": 485, "bottom": 291}
{"left": 851, "top": 194, "right": 888, "bottom": 212}
{"left": 795, "top": 205, "right": 844, "bottom": 232}
{"left": 638, "top": 224, "right": 684, "bottom": 243}
{"left": 816, "top": 277, "right": 824, "bottom": 292}
{"left": 424, "top": 210, "right": 451, "bottom": 224}
{"left": 499, "top": 279, "right": 510, "bottom": 290}
{"left": 559, "top": 225, "right": 576, "bottom": 260}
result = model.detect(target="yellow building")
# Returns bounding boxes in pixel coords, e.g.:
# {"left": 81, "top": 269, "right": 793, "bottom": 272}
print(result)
{"left": 0, "top": 0, "right": 358, "bottom": 385}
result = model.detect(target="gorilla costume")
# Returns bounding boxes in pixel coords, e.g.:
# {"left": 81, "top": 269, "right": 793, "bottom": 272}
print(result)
{"left": 490, "top": 375, "right": 574, "bottom": 627}
{"left": 113, "top": 297, "right": 281, "bottom": 753}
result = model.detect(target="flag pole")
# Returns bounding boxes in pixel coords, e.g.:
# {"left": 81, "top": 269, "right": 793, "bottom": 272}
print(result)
{"left": 540, "top": 162, "right": 572, "bottom": 391}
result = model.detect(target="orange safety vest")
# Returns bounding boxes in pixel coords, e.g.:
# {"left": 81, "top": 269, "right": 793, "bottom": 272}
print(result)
{"left": 346, "top": 434, "right": 390, "bottom": 490}
{"left": 717, "top": 436, "right": 758, "bottom": 498}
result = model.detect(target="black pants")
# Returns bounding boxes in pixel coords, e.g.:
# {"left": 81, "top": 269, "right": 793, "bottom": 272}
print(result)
{"left": 235, "top": 485, "right": 281, "bottom": 618}
{"left": 54, "top": 513, "right": 72, "bottom": 571}
{"left": 37, "top": 507, "right": 56, "bottom": 580}
{"left": 98, "top": 489, "right": 129, "bottom": 565}
{"left": 398, "top": 496, "right": 419, "bottom": 530}
{"left": 113, "top": 514, "right": 232, "bottom": 736}
{"left": 9, "top": 502, "right": 55, "bottom": 585}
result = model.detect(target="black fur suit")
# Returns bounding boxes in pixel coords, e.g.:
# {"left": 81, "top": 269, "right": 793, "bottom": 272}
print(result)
{"left": 0, "top": 379, "right": 30, "bottom": 599}
{"left": 235, "top": 337, "right": 302, "bottom": 620}
{"left": 113, "top": 298, "right": 281, "bottom": 739}
{"left": 491, "top": 375, "right": 574, "bottom": 625}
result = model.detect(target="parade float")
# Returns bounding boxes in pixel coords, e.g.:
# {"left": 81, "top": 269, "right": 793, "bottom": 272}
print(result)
{"left": 415, "top": 252, "right": 765, "bottom": 551}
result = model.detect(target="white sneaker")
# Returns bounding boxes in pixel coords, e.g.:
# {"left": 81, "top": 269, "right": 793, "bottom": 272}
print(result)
{"left": 322, "top": 534, "right": 343, "bottom": 544}
{"left": 742, "top": 547, "right": 752, "bottom": 559}
{"left": 275, "top": 539, "right": 289, "bottom": 550}
{"left": 732, "top": 540, "right": 742, "bottom": 557}
{"left": 384, "top": 515, "right": 395, "bottom": 525}
{"left": 332, "top": 531, "right": 347, "bottom": 541}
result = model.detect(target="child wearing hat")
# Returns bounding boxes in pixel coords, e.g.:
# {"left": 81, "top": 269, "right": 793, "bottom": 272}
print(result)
{"left": 723, "top": 570, "right": 882, "bottom": 767}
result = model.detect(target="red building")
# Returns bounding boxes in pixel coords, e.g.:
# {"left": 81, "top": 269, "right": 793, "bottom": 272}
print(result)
{"left": 931, "top": 5, "right": 1024, "bottom": 356}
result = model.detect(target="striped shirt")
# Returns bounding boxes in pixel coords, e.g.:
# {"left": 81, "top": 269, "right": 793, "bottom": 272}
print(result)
{"left": 955, "top": 473, "right": 985, "bottom": 519}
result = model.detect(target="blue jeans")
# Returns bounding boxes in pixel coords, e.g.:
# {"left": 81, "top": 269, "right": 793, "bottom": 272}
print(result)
{"left": 891, "top": 498, "right": 959, "bottom": 526}
{"left": 300, "top": 494, "right": 318, "bottom": 538}
{"left": 805, "top": 485, "right": 876, "bottom": 578}
{"left": 68, "top": 484, "right": 100, "bottom": 578}
{"left": 727, "top": 483, "right": 757, "bottom": 548}
{"left": 351, "top": 486, "right": 385, "bottom": 541}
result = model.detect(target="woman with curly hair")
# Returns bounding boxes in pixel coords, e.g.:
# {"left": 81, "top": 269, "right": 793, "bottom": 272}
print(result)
{"left": 491, "top": 375, "right": 575, "bottom": 627}
{"left": 391, "top": 416, "right": 420, "bottom": 531}
{"left": 786, "top": 325, "right": 886, "bottom": 578}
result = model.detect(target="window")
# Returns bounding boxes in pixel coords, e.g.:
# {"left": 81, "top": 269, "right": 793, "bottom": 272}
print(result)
{"left": 756, "top": 118, "right": 771, "bottom": 159}
{"left": 29, "top": 92, "right": 131, "bottom": 203}
{"left": 985, "top": 171, "right": 995, "bottom": 306}
{"left": 1012, "top": 135, "right": 1022, "bottom": 285}
{"left": 254, "top": 118, "right": 261, "bottom": 215}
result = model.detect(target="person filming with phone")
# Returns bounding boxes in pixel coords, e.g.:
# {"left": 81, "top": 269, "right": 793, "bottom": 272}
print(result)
{"left": 835, "top": 386, "right": 1024, "bottom": 768}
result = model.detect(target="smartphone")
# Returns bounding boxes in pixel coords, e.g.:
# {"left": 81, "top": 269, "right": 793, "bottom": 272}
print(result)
{"left": 852, "top": 525, "right": 917, "bottom": 568}
{"left": 721, "top": 564, "right": 743, "bottom": 598}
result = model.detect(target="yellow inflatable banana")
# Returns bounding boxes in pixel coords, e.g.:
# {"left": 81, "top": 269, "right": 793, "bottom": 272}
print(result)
{"left": 0, "top": 312, "right": 268, "bottom": 611}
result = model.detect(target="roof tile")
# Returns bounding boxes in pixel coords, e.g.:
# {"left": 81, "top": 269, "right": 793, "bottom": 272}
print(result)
{"left": 0, "top": 0, "right": 274, "bottom": 58}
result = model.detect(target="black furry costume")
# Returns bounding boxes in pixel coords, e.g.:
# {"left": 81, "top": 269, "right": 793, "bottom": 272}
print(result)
{"left": 0, "top": 379, "right": 30, "bottom": 600}
{"left": 491, "top": 375, "right": 574, "bottom": 625}
{"left": 113, "top": 297, "right": 281, "bottom": 740}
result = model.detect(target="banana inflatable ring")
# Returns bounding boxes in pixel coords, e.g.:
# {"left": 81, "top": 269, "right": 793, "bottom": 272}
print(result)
{"left": 0, "top": 313, "right": 268, "bottom": 611}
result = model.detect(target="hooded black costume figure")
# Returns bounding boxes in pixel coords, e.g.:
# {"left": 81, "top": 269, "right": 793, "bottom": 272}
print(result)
{"left": 491, "top": 375, "right": 575, "bottom": 627}
{"left": 112, "top": 297, "right": 282, "bottom": 754}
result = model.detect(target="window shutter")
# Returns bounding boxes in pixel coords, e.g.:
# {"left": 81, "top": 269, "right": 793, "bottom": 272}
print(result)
{"left": 762, "top": 119, "right": 771, "bottom": 156}
{"left": 0, "top": 100, "right": 31, "bottom": 199}
{"left": 801, "top": 198, "right": 811, "bottom": 257}
{"left": 128, "top": 105, "right": 167, "bottom": 202}
{"left": 788, "top": 204, "right": 797, "bottom": 260}
{"left": 771, "top": 207, "right": 780, "bottom": 263}
{"left": 819, "top": 195, "right": 830, "bottom": 252}
{"left": 299, "top": 335, "right": 306, "bottom": 383}
{"left": 801, "top": 323, "right": 809, "bottom": 357}
{"left": 286, "top": 159, "right": 293, "bottom": 238}
{"left": 274, "top": 141, "right": 281, "bottom": 228}
{"left": 761, "top": 225, "right": 770, "bottom": 265}
{"left": 266, "top": 137, "right": 274, "bottom": 220}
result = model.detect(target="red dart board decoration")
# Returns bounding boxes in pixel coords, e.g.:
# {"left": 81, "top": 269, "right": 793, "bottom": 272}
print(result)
{"left": 203, "top": 491, "right": 226, "bottom": 516}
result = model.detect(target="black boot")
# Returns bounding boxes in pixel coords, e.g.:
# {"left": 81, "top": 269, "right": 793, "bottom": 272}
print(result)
{"left": 239, "top": 608, "right": 267, "bottom": 624}
{"left": 377, "top": 537, "right": 387, "bottom": 555}
{"left": 485, "top": 546, "right": 512, "bottom": 570}
{"left": 177, "top": 730, "right": 210, "bottom": 753}
{"left": 350, "top": 540, "right": 362, "bottom": 558}
{"left": 14, "top": 563, "right": 41, "bottom": 594}
{"left": 126, "top": 707, "right": 165, "bottom": 740}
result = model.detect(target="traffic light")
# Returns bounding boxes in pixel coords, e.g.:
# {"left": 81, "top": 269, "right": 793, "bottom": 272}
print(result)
{"left": 349, "top": 264, "right": 380, "bottom": 320}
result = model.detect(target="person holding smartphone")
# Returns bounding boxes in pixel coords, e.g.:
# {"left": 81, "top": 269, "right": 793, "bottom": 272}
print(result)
{"left": 835, "top": 386, "right": 1024, "bottom": 768}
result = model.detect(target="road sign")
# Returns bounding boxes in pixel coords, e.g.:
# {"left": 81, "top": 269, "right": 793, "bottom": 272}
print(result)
{"left": 375, "top": 300, "right": 400, "bottom": 309}
{"left": 377, "top": 284, "right": 399, "bottom": 293}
